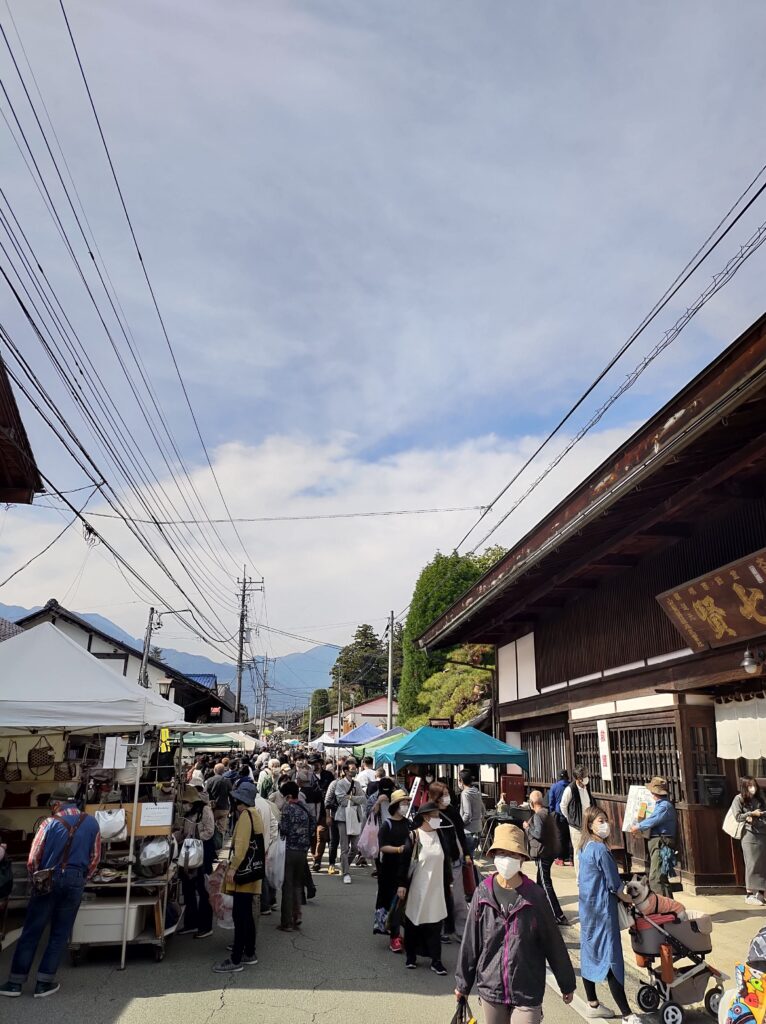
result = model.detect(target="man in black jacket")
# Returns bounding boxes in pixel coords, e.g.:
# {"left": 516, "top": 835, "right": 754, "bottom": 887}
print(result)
{"left": 524, "top": 790, "right": 567, "bottom": 925}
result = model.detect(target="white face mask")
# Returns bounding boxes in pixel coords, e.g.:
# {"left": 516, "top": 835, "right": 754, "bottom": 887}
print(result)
{"left": 580, "top": 777, "right": 590, "bottom": 787}
{"left": 427, "top": 816, "right": 441, "bottom": 829}
{"left": 594, "top": 821, "right": 610, "bottom": 839}
{"left": 425, "top": 776, "right": 434, "bottom": 784}
{"left": 494, "top": 855, "right": 522, "bottom": 879}
{"left": 440, "top": 795, "right": 451, "bottom": 808}
{"left": 749, "top": 787, "right": 758, "bottom": 796}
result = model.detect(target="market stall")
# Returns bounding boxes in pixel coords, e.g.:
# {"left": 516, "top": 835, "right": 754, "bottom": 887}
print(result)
{"left": 322, "top": 721, "right": 384, "bottom": 747}
{"left": 352, "top": 726, "right": 409, "bottom": 759}
{"left": 0, "top": 623, "right": 184, "bottom": 968}
{"left": 371, "top": 725, "right": 529, "bottom": 772}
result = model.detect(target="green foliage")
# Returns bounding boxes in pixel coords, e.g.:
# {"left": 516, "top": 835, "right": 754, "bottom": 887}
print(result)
{"left": 407, "top": 644, "right": 494, "bottom": 729}
{"left": 398, "top": 546, "right": 506, "bottom": 723}
{"left": 327, "top": 622, "right": 403, "bottom": 709}
{"left": 301, "top": 687, "right": 332, "bottom": 736}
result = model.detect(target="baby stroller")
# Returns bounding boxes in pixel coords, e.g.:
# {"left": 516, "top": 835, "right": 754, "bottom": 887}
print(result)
{"left": 629, "top": 906, "right": 727, "bottom": 1024}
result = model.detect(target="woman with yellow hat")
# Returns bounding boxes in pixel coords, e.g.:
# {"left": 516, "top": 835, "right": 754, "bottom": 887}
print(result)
{"left": 375, "top": 788, "right": 411, "bottom": 953}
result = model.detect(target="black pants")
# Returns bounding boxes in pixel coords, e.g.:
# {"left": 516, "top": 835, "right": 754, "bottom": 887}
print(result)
{"left": 180, "top": 869, "right": 213, "bottom": 934}
{"left": 403, "top": 917, "right": 441, "bottom": 965}
{"left": 281, "top": 849, "right": 306, "bottom": 928}
{"left": 582, "top": 970, "right": 631, "bottom": 1017}
{"left": 535, "top": 858, "right": 564, "bottom": 920}
{"left": 231, "top": 892, "right": 256, "bottom": 965}
{"left": 328, "top": 818, "right": 339, "bottom": 868}
{"left": 303, "top": 857, "right": 316, "bottom": 899}
{"left": 555, "top": 812, "right": 572, "bottom": 861}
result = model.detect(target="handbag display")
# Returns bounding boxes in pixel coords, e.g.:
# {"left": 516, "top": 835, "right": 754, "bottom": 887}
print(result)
{"left": 723, "top": 806, "right": 746, "bottom": 840}
{"left": 54, "top": 761, "right": 78, "bottom": 782}
{"left": 28, "top": 736, "right": 55, "bottom": 777}
{"left": 232, "top": 811, "right": 265, "bottom": 885}
{"left": 140, "top": 837, "right": 171, "bottom": 867}
{"left": 95, "top": 808, "right": 128, "bottom": 842}
{"left": 1, "top": 741, "right": 22, "bottom": 783}
{"left": 1, "top": 788, "right": 32, "bottom": 809}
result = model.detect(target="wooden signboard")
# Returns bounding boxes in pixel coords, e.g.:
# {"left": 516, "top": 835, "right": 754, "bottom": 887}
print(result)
{"left": 657, "top": 546, "right": 766, "bottom": 652}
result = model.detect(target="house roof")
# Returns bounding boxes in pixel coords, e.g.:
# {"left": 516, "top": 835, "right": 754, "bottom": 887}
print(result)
{"left": 419, "top": 312, "right": 766, "bottom": 651}
{"left": 188, "top": 673, "right": 217, "bottom": 688}
{"left": 0, "top": 616, "right": 23, "bottom": 643}
{"left": 15, "top": 599, "right": 233, "bottom": 713}
{"left": 0, "top": 357, "right": 42, "bottom": 503}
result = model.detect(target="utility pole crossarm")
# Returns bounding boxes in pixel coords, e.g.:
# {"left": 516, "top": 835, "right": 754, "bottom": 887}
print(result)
{"left": 235, "top": 568, "right": 264, "bottom": 723}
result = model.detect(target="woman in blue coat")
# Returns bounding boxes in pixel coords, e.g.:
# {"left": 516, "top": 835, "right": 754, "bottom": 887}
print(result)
{"left": 578, "top": 806, "right": 640, "bottom": 1024}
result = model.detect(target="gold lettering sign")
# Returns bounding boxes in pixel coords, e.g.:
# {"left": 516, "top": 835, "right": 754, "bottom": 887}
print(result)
{"left": 657, "top": 546, "right": 766, "bottom": 651}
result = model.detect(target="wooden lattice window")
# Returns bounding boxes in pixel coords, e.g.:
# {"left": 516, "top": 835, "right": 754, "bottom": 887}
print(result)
{"left": 574, "top": 721, "right": 681, "bottom": 801}
{"left": 520, "top": 727, "right": 567, "bottom": 786}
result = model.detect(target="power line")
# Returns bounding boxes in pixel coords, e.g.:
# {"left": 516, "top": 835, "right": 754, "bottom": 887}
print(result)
{"left": 454, "top": 162, "right": 766, "bottom": 553}
{"left": 57, "top": 0, "right": 261, "bottom": 578}
{"left": 27, "top": 503, "right": 487, "bottom": 524}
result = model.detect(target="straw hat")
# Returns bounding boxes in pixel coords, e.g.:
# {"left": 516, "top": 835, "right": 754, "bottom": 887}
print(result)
{"left": 388, "top": 789, "right": 409, "bottom": 812}
{"left": 648, "top": 776, "right": 669, "bottom": 796}
{"left": 487, "top": 823, "right": 529, "bottom": 860}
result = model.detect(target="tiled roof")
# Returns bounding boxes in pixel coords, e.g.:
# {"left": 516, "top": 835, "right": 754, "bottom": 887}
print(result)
{"left": 0, "top": 616, "right": 22, "bottom": 643}
{"left": 187, "top": 673, "right": 217, "bottom": 688}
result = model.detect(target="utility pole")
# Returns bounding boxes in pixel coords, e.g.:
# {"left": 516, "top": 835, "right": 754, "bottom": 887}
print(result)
{"left": 336, "top": 670, "right": 342, "bottom": 739}
{"left": 308, "top": 699, "right": 313, "bottom": 743}
{"left": 386, "top": 609, "right": 394, "bottom": 730}
{"left": 139, "top": 607, "right": 156, "bottom": 688}
{"left": 235, "top": 568, "right": 263, "bottom": 723}
{"left": 259, "top": 657, "right": 270, "bottom": 734}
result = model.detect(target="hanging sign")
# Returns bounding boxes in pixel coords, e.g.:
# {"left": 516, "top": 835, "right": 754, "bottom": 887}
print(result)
{"left": 657, "top": 546, "right": 766, "bottom": 651}
{"left": 596, "top": 719, "right": 613, "bottom": 783}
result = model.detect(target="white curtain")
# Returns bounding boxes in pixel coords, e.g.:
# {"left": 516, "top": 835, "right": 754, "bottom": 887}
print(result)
{"left": 714, "top": 698, "right": 742, "bottom": 760}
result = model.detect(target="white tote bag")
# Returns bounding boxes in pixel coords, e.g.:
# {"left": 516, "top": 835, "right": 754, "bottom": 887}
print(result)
{"left": 180, "top": 837, "right": 205, "bottom": 870}
{"left": 140, "top": 837, "right": 171, "bottom": 866}
{"left": 722, "top": 804, "right": 745, "bottom": 840}
{"left": 95, "top": 808, "right": 127, "bottom": 842}
{"left": 265, "top": 836, "right": 285, "bottom": 889}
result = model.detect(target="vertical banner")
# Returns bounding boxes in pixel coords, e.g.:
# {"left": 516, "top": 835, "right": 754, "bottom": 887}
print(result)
{"left": 596, "top": 719, "right": 613, "bottom": 782}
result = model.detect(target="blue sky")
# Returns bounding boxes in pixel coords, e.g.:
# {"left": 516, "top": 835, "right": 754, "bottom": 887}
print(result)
{"left": 1, "top": 1, "right": 765, "bottom": 666}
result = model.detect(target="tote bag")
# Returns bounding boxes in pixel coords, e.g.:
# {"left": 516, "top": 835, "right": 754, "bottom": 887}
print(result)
{"left": 723, "top": 805, "right": 745, "bottom": 840}
{"left": 95, "top": 808, "right": 127, "bottom": 842}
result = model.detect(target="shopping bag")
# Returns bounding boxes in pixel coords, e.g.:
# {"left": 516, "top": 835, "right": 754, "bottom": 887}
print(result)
{"left": 722, "top": 806, "right": 745, "bottom": 840}
{"left": 265, "top": 835, "right": 285, "bottom": 889}
{"left": 140, "top": 837, "right": 171, "bottom": 866}
{"left": 462, "top": 860, "right": 478, "bottom": 898}
{"left": 386, "top": 893, "right": 405, "bottom": 933}
{"left": 450, "top": 999, "right": 477, "bottom": 1024}
{"left": 180, "top": 837, "right": 205, "bottom": 871}
{"left": 233, "top": 814, "right": 265, "bottom": 885}
{"left": 95, "top": 808, "right": 127, "bottom": 842}
{"left": 357, "top": 817, "right": 379, "bottom": 860}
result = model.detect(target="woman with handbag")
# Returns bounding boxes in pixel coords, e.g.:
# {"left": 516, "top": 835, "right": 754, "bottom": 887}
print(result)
{"left": 730, "top": 776, "right": 766, "bottom": 905}
{"left": 178, "top": 786, "right": 216, "bottom": 939}
{"left": 375, "top": 789, "right": 411, "bottom": 952}
{"left": 578, "top": 807, "right": 640, "bottom": 1024}
{"left": 213, "top": 780, "right": 265, "bottom": 974}
{"left": 396, "top": 800, "right": 452, "bottom": 975}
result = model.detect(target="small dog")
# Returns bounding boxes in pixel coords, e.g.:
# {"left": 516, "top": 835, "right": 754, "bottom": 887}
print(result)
{"left": 623, "top": 874, "right": 688, "bottom": 920}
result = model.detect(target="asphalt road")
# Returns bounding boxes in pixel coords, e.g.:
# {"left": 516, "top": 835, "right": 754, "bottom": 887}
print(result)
{"left": 0, "top": 866, "right": 717, "bottom": 1024}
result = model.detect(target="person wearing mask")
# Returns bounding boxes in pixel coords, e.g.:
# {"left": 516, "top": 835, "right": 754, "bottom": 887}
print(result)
{"left": 177, "top": 786, "right": 216, "bottom": 939}
{"left": 257, "top": 758, "right": 280, "bottom": 799}
{"left": 277, "top": 781, "right": 316, "bottom": 932}
{"left": 459, "top": 771, "right": 485, "bottom": 852}
{"left": 330, "top": 762, "right": 366, "bottom": 883}
{"left": 397, "top": 800, "right": 452, "bottom": 974}
{"left": 376, "top": 789, "right": 411, "bottom": 952}
{"left": 548, "top": 769, "right": 573, "bottom": 866}
{"left": 213, "top": 779, "right": 264, "bottom": 974}
{"left": 629, "top": 776, "right": 678, "bottom": 900}
{"left": 366, "top": 767, "right": 387, "bottom": 802}
{"left": 254, "top": 786, "right": 279, "bottom": 916}
{"left": 560, "top": 764, "right": 595, "bottom": 880}
{"left": 429, "top": 781, "right": 471, "bottom": 941}
{"left": 189, "top": 759, "right": 206, "bottom": 787}
{"left": 324, "top": 763, "right": 343, "bottom": 876}
{"left": 728, "top": 776, "right": 766, "bottom": 905}
{"left": 205, "top": 763, "right": 233, "bottom": 834}
{"left": 578, "top": 806, "right": 640, "bottom": 1024}
{"left": 455, "top": 823, "right": 576, "bottom": 1024}
{"left": 311, "top": 758, "right": 335, "bottom": 872}
{"left": 357, "top": 756, "right": 377, "bottom": 794}
{"left": 524, "top": 790, "right": 567, "bottom": 925}
{"left": 0, "top": 791, "right": 101, "bottom": 999}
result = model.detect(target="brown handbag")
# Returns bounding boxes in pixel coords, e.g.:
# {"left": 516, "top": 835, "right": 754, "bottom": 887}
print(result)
{"left": 2, "top": 789, "right": 32, "bottom": 809}
{"left": 28, "top": 736, "right": 55, "bottom": 777}
{"left": 2, "top": 742, "right": 22, "bottom": 783}
{"left": 54, "top": 762, "right": 77, "bottom": 782}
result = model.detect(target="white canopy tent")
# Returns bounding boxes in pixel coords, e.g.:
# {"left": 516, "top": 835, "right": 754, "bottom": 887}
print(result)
{"left": 0, "top": 622, "right": 184, "bottom": 731}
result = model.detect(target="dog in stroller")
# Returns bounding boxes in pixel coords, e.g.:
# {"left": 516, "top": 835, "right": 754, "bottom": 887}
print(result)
{"left": 628, "top": 894, "right": 726, "bottom": 1024}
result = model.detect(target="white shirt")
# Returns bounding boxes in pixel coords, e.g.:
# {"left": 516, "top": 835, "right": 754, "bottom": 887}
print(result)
{"left": 406, "top": 829, "right": 447, "bottom": 926}
{"left": 253, "top": 794, "right": 278, "bottom": 851}
{"left": 560, "top": 783, "right": 591, "bottom": 825}
{"left": 357, "top": 768, "right": 377, "bottom": 793}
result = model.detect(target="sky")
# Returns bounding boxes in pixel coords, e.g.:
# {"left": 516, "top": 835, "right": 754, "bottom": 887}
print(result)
{"left": 1, "top": 1, "right": 766, "bottom": 679}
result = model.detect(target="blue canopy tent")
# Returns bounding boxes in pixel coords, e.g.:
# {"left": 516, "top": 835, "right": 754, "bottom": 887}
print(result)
{"left": 322, "top": 721, "right": 384, "bottom": 747}
{"left": 372, "top": 725, "right": 529, "bottom": 774}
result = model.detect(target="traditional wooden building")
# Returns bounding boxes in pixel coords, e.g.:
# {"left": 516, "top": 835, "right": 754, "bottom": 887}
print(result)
{"left": 0, "top": 357, "right": 41, "bottom": 503}
{"left": 419, "top": 313, "right": 766, "bottom": 893}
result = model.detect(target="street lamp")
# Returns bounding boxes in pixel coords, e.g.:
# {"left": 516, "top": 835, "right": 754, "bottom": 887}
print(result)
{"left": 741, "top": 648, "right": 766, "bottom": 675}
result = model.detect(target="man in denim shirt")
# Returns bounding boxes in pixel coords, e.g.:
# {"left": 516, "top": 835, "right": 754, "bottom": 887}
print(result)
{"left": 630, "top": 776, "right": 678, "bottom": 898}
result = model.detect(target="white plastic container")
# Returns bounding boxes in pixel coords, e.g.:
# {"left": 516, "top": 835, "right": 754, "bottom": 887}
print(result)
{"left": 71, "top": 897, "right": 152, "bottom": 944}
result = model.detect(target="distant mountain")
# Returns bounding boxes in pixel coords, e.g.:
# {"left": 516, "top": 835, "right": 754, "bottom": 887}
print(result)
{"left": 0, "top": 602, "right": 338, "bottom": 712}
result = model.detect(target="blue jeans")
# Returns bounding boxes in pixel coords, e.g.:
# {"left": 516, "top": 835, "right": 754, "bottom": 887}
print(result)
{"left": 10, "top": 867, "right": 86, "bottom": 983}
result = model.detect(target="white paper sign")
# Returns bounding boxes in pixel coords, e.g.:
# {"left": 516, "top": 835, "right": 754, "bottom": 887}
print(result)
{"left": 102, "top": 736, "right": 128, "bottom": 770}
{"left": 622, "top": 785, "right": 657, "bottom": 832}
{"left": 139, "top": 802, "right": 174, "bottom": 828}
{"left": 596, "top": 719, "right": 613, "bottom": 783}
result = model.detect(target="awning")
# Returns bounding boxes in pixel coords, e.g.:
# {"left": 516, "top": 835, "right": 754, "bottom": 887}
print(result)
{"left": 372, "top": 725, "right": 529, "bottom": 773}
{"left": 178, "top": 732, "right": 244, "bottom": 748}
{"left": 323, "top": 722, "right": 384, "bottom": 747}
{"left": 353, "top": 726, "right": 409, "bottom": 757}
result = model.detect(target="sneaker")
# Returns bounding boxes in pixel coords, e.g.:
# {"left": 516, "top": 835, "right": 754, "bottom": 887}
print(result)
{"left": 406, "top": 960, "right": 417, "bottom": 969}
{"left": 563, "top": 860, "right": 574, "bottom": 867}
{"left": 195, "top": 929, "right": 213, "bottom": 939}
{"left": 556, "top": 915, "right": 570, "bottom": 926}
{"left": 327, "top": 866, "right": 338, "bottom": 876}
{"left": 389, "top": 937, "right": 404, "bottom": 954}
{"left": 622, "top": 1016, "right": 643, "bottom": 1024}
{"left": 431, "top": 962, "right": 448, "bottom": 976}
{"left": 177, "top": 925, "right": 197, "bottom": 936}
{"left": 241, "top": 954, "right": 258, "bottom": 966}
{"left": 276, "top": 925, "right": 293, "bottom": 932}
{"left": 212, "top": 959, "right": 244, "bottom": 974}
{"left": 312, "top": 864, "right": 323, "bottom": 873}
{"left": 746, "top": 894, "right": 763, "bottom": 905}
{"left": 440, "top": 933, "right": 451, "bottom": 944}
{"left": 261, "top": 908, "right": 272, "bottom": 916}
{"left": 586, "top": 1005, "right": 615, "bottom": 1018}
{"left": 554, "top": 858, "right": 564, "bottom": 866}
{"left": 343, "top": 874, "right": 351, "bottom": 884}
{"left": 33, "top": 982, "right": 60, "bottom": 999}
{"left": 0, "top": 982, "right": 22, "bottom": 998}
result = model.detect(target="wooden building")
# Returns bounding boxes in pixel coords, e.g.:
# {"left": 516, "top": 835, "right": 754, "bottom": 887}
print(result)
{"left": 419, "top": 313, "right": 766, "bottom": 893}
{"left": 0, "top": 357, "right": 41, "bottom": 503}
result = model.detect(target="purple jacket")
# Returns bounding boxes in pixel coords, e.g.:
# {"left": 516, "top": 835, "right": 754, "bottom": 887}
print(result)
{"left": 455, "top": 874, "right": 575, "bottom": 1007}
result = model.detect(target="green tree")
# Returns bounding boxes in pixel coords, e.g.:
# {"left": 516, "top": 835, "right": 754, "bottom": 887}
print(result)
{"left": 301, "top": 687, "right": 331, "bottom": 735}
{"left": 407, "top": 644, "right": 495, "bottom": 728}
{"left": 398, "top": 546, "right": 506, "bottom": 722}
{"left": 329, "top": 623, "right": 386, "bottom": 702}
{"left": 150, "top": 646, "right": 165, "bottom": 662}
